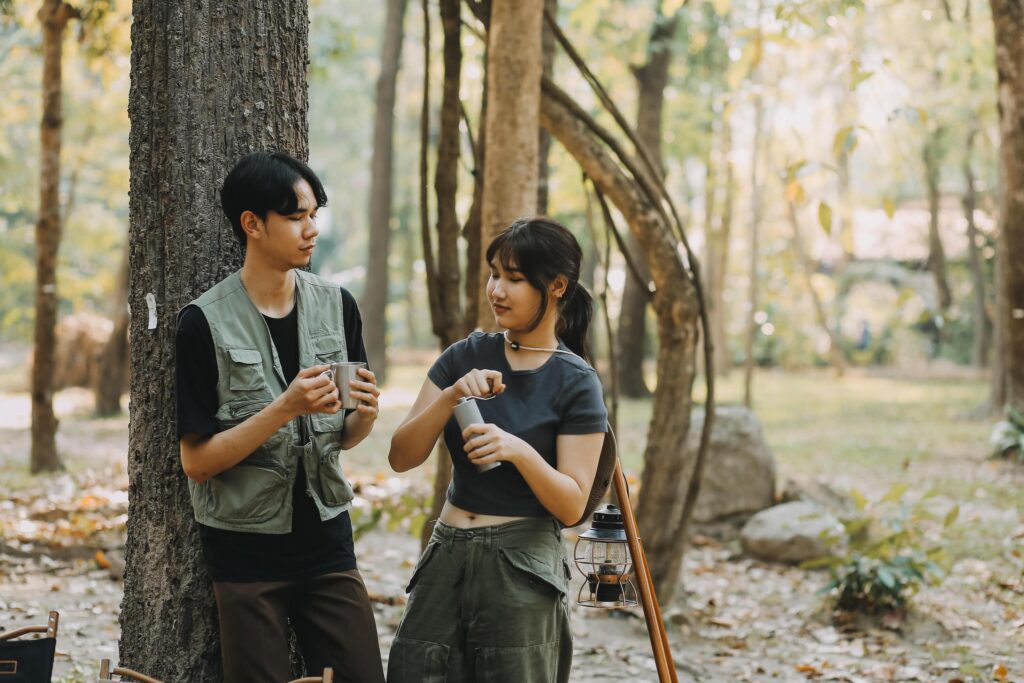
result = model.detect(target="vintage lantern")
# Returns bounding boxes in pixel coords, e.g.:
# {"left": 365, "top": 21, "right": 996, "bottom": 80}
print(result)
{"left": 574, "top": 504, "right": 638, "bottom": 608}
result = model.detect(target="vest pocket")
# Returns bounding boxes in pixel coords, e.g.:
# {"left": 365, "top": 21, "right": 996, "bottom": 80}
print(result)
{"left": 227, "top": 347, "right": 266, "bottom": 391}
{"left": 217, "top": 399, "right": 288, "bottom": 466}
{"left": 317, "top": 443, "right": 355, "bottom": 507}
{"left": 207, "top": 464, "right": 287, "bottom": 524}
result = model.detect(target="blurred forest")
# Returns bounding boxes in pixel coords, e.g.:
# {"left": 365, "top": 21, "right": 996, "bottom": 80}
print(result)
{"left": 1, "top": 0, "right": 1022, "bottom": 681}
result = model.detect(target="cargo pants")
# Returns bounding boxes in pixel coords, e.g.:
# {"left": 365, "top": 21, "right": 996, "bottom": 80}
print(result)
{"left": 386, "top": 518, "right": 573, "bottom": 683}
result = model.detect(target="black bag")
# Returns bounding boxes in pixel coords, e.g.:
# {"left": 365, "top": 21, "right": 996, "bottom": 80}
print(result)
{"left": 0, "top": 637, "right": 57, "bottom": 683}
{"left": 568, "top": 424, "right": 618, "bottom": 528}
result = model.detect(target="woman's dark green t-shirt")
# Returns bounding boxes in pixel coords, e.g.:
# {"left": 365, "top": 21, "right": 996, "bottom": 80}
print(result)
{"left": 427, "top": 332, "right": 608, "bottom": 517}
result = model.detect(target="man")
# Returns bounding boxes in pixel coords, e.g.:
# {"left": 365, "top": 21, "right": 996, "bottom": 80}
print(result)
{"left": 175, "top": 151, "right": 385, "bottom": 682}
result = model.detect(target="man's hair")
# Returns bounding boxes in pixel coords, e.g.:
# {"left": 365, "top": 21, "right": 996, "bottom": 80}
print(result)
{"left": 219, "top": 151, "right": 328, "bottom": 246}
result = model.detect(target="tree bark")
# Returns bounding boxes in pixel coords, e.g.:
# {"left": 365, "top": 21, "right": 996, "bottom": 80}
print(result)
{"left": 123, "top": 1, "right": 309, "bottom": 678}
{"left": 94, "top": 240, "right": 130, "bottom": 416}
{"left": 536, "top": 0, "right": 557, "bottom": 214}
{"left": 615, "top": 12, "right": 678, "bottom": 398}
{"left": 362, "top": 0, "right": 409, "bottom": 385}
{"left": 924, "top": 127, "right": 953, "bottom": 312}
{"left": 991, "top": 0, "right": 1024, "bottom": 416}
{"left": 787, "top": 201, "right": 845, "bottom": 375}
{"left": 31, "top": 0, "right": 78, "bottom": 474}
{"left": 963, "top": 126, "right": 992, "bottom": 367}
{"left": 541, "top": 80, "right": 699, "bottom": 603}
{"left": 476, "top": 0, "right": 544, "bottom": 330}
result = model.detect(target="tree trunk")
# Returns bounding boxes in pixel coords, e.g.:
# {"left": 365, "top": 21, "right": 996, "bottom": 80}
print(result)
{"left": 123, "top": 1, "right": 310, "bottom": 678}
{"left": 476, "top": 0, "right": 544, "bottom": 330}
{"left": 924, "top": 128, "right": 953, "bottom": 312}
{"left": 541, "top": 80, "right": 699, "bottom": 603}
{"left": 705, "top": 113, "right": 734, "bottom": 375}
{"left": 743, "top": 92, "right": 765, "bottom": 409}
{"left": 615, "top": 12, "right": 678, "bottom": 398}
{"left": 991, "top": 0, "right": 1024, "bottom": 416}
{"left": 362, "top": 0, "right": 409, "bottom": 385}
{"left": 536, "top": 0, "right": 557, "bottom": 214}
{"left": 31, "top": 0, "right": 78, "bottom": 474}
{"left": 787, "top": 201, "right": 845, "bottom": 375}
{"left": 94, "top": 241, "right": 130, "bottom": 416}
{"left": 963, "top": 126, "right": 992, "bottom": 368}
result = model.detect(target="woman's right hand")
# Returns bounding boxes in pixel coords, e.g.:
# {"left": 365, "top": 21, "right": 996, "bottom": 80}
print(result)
{"left": 448, "top": 368, "right": 505, "bottom": 404}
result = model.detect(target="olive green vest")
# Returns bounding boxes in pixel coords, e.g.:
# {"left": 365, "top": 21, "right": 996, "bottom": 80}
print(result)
{"left": 184, "top": 269, "right": 355, "bottom": 534}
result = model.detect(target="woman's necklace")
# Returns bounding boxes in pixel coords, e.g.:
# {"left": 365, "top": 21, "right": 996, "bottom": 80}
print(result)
{"left": 502, "top": 330, "right": 576, "bottom": 356}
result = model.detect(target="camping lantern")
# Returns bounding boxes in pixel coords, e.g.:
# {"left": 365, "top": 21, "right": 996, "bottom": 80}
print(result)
{"left": 574, "top": 504, "right": 638, "bottom": 608}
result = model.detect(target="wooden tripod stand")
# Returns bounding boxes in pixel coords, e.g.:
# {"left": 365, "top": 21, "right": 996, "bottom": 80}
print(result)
{"left": 612, "top": 459, "right": 679, "bottom": 682}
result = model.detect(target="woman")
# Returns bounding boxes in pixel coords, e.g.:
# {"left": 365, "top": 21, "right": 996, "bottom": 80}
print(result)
{"left": 386, "top": 217, "right": 607, "bottom": 682}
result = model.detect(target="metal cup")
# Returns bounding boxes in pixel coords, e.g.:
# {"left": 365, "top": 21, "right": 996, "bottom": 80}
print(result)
{"left": 324, "top": 361, "right": 368, "bottom": 410}
{"left": 453, "top": 396, "right": 501, "bottom": 472}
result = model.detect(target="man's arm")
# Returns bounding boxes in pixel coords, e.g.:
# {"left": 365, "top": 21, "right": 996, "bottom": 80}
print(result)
{"left": 181, "top": 365, "right": 339, "bottom": 483}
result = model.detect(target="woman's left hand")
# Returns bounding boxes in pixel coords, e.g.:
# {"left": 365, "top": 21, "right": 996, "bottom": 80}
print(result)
{"left": 462, "top": 423, "right": 527, "bottom": 466}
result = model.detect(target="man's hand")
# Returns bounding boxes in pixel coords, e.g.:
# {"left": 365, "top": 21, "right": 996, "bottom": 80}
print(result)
{"left": 278, "top": 364, "right": 340, "bottom": 418}
{"left": 347, "top": 367, "right": 380, "bottom": 421}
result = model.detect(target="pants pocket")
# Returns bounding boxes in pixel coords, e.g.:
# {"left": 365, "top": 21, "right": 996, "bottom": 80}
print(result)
{"left": 386, "top": 636, "right": 450, "bottom": 683}
{"left": 498, "top": 547, "right": 569, "bottom": 598}
{"left": 475, "top": 639, "right": 571, "bottom": 683}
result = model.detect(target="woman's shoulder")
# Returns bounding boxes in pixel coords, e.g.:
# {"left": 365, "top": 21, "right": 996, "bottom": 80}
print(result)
{"left": 553, "top": 349, "right": 599, "bottom": 377}
{"left": 441, "top": 331, "right": 502, "bottom": 358}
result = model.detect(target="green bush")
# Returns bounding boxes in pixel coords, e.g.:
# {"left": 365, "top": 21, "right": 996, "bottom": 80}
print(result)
{"left": 990, "top": 407, "right": 1024, "bottom": 464}
{"left": 805, "top": 483, "right": 956, "bottom": 615}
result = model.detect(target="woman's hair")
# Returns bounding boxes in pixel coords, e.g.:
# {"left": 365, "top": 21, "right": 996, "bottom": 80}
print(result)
{"left": 485, "top": 217, "right": 594, "bottom": 362}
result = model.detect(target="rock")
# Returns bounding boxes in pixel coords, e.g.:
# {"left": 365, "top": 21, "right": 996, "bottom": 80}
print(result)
{"left": 740, "top": 501, "right": 846, "bottom": 564}
{"left": 779, "top": 477, "right": 857, "bottom": 518}
{"left": 685, "top": 406, "right": 776, "bottom": 525}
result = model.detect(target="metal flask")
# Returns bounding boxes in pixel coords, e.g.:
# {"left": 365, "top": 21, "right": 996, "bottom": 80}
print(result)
{"left": 453, "top": 396, "right": 501, "bottom": 472}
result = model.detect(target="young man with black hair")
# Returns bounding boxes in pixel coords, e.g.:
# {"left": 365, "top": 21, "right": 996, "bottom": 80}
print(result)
{"left": 176, "top": 151, "right": 385, "bottom": 683}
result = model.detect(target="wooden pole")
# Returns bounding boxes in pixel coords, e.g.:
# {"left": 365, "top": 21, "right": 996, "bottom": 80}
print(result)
{"left": 612, "top": 457, "right": 679, "bottom": 682}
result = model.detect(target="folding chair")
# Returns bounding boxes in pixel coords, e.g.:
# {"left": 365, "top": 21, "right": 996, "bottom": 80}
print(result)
{"left": 97, "top": 658, "right": 162, "bottom": 683}
{"left": 0, "top": 610, "right": 59, "bottom": 683}
{"left": 288, "top": 668, "right": 334, "bottom": 683}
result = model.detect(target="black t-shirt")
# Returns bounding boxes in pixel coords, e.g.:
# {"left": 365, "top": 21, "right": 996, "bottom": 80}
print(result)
{"left": 175, "top": 286, "right": 365, "bottom": 582}
{"left": 428, "top": 332, "right": 607, "bottom": 517}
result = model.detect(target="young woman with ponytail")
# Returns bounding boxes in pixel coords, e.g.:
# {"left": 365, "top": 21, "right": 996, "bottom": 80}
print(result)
{"left": 386, "top": 217, "right": 607, "bottom": 682}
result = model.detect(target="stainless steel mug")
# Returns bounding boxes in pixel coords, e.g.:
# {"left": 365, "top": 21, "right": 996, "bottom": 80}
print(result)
{"left": 453, "top": 396, "right": 501, "bottom": 472}
{"left": 324, "top": 361, "right": 368, "bottom": 410}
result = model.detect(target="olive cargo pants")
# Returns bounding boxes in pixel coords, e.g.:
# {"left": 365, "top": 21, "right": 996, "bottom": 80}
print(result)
{"left": 386, "top": 518, "right": 573, "bottom": 683}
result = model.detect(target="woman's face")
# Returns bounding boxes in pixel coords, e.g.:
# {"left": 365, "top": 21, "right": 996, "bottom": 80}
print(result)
{"left": 487, "top": 258, "right": 544, "bottom": 331}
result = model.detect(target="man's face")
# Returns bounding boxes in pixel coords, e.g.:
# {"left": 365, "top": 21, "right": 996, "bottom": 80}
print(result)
{"left": 245, "top": 179, "right": 319, "bottom": 268}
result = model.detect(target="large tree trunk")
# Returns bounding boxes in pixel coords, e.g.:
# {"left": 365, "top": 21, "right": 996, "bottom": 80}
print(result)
{"left": 615, "top": 12, "right": 678, "bottom": 398}
{"left": 541, "top": 80, "right": 699, "bottom": 603}
{"left": 963, "top": 126, "right": 992, "bottom": 368}
{"left": 924, "top": 128, "right": 953, "bottom": 312}
{"left": 122, "top": 1, "right": 310, "bottom": 678}
{"left": 31, "top": 0, "right": 78, "bottom": 474}
{"left": 476, "top": 0, "right": 544, "bottom": 330}
{"left": 94, "top": 241, "right": 130, "bottom": 416}
{"left": 362, "top": 0, "right": 409, "bottom": 385}
{"left": 787, "top": 201, "right": 845, "bottom": 375}
{"left": 991, "top": 0, "right": 1024, "bottom": 416}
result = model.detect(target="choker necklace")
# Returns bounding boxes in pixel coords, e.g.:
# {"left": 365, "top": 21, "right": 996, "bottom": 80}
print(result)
{"left": 503, "top": 330, "right": 576, "bottom": 356}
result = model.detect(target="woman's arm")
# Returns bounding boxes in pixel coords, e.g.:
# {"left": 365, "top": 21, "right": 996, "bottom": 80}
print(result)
{"left": 388, "top": 369, "right": 506, "bottom": 472}
{"left": 462, "top": 426, "right": 603, "bottom": 525}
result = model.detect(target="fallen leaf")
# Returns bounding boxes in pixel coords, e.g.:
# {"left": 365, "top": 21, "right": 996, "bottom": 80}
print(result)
{"left": 94, "top": 550, "right": 111, "bottom": 570}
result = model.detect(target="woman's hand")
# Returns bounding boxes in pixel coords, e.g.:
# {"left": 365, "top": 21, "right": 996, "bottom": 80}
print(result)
{"left": 462, "top": 423, "right": 528, "bottom": 467}
{"left": 447, "top": 368, "right": 505, "bottom": 403}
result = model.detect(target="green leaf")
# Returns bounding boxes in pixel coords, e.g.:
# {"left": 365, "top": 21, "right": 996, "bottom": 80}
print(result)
{"left": 876, "top": 565, "right": 896, "bottom": 589}
{"left": 832, "top": 126, "right": 854, "bottom": 159}
{"left": 943, "top": 504, "right": 959, "bottom": 528}
{"left": 850, "top": 488, "right": 867, "bottom": 512}
{"left": 882, "top": 482, "right": 910, "bottom": 503}
{"left": 818, "top": 202, "right": 833, "bottom": 235}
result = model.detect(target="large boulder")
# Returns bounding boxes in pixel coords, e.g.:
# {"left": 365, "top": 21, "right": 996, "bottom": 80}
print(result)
{"left": 685, "top": 406, "right": 776, "bottom": 525}
{"left": 740, "top": 501, "right": 846, "bottom": 564}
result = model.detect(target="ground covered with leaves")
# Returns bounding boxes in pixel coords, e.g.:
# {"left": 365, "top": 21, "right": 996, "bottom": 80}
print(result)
{"left": 1, "top": 368, "right": 1022, "bottom": 682}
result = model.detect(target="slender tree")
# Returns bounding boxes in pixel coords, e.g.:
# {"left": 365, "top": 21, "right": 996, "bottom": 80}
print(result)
{"left": 94, "top": 241, "right": 130, "bottom": 416}
{"left": 122, "top": 1, "right": 310, "bottom": 678}
{"left": 31, "top": 0, "right": 80, "bottom": 473}
{"left": 362, "top": 0, "right": 409, "bottom": 384}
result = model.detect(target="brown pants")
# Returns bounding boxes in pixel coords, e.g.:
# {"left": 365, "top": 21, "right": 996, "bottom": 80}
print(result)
{"left": 213, "top": 569, "right": 385, "bottom": 683}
